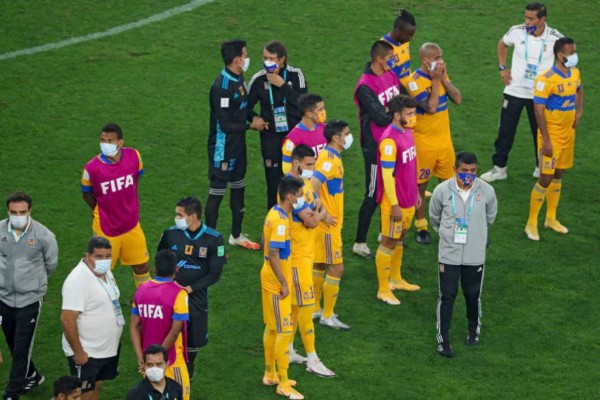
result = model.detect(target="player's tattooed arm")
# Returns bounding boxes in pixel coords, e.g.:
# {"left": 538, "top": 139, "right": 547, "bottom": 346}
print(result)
{"left": 417, "top": 98, "right": 432, "bottom": 114}
{"left": 443, "top": 80, "right": 462, "bottom": 105}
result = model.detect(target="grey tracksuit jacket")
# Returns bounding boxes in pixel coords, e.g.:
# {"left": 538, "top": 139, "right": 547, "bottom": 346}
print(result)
{"left": 429, "top": 178, "right": 497, "bottom": 266}
{"left": 0, "top": 218, "right": 58, "bottom": 307}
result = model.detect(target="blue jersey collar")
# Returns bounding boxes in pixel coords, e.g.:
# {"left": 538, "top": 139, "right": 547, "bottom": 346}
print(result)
{"left": 325, "top": 145, "right": 340, "bottom": 157}
{"left": 551, "top": 65, "right": 571, "bottom": 79}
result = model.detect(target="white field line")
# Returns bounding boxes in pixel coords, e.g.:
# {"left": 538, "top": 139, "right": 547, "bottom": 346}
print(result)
{"left": 0, "top": 0, "right": 213, "bottom": 61}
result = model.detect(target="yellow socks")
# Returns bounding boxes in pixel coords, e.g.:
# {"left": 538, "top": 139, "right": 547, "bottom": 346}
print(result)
{"left": 275, "top": 333, "right": 291, "bottom": 383}
{"left": 545, "top": 179, "right": 562, "bottom": 221}
{"left": 312, "top": 269, "right": 326, "bottom": 311}
{"left": 528, "top": 182, "right": 547, "bottom": 226}
{"left": 297, "top": 306, "right": 315, "bottom": 354}
{"left": 415, "top": 218, "right": 428, "bottom": 231}
{"left": 322, "top": 274, "right": 340, "bottom": 318}
{"left": 375, "top": 245, "right": 393, "bottom": 293}
{"left": 133, "top": 272, "right": 151, "bottom": 288}
{"left": 390, "top": 244, "right": 404, "bottom": 283}
{"left": 263, "top": 327, "right": 277, "bottom": 375}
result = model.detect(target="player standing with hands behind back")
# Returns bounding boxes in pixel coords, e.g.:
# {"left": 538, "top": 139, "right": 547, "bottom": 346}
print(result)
{"left": 525, "top": 37, "right": 583, "bottom": 241}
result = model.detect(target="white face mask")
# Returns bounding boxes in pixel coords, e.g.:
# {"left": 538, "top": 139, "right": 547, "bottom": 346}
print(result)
{"left": 145, "top": 366, "right": 165, "bottom": 382}
{"left": 342, "top": 133, "right": 354, "bottom": 150}
{"left": 9, "top": 215, "right": 28, "bottom": 229}
{"left": 174, "top": 217, "right": 189, "bottom": 230}
{"left": 564, "top": 53, "right": 578, "bottom": 68}
{"left": 429, "top": 61, "right": 437, "bottom": 71}
{"left": 292, "top": 195, "right": 305, "bottom": 210}
{"left": 93, "top": 258, "right": 111, "bottom": 275}
{"left": 300, "top": 169, "right": 314, "bottom": 179}
{"left": 242, "top": 57, "right": 250, "bottom": 72}
{"left": 100, "top": 143, "right": 118, "bottom": 157}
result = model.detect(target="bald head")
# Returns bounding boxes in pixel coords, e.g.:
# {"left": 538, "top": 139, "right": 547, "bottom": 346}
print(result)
{"left": 419, "top": 42, "right": 443, "bottom": 71}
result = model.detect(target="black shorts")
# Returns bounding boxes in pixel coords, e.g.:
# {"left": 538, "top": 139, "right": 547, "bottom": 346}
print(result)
{"left": 67, "top": 352, "right": 120, "bottom": 392}
{"left": 260, "top": 133, "right": 285, "bottom": 169}
{"left": 208, "top": 155, "right": 247, "bottom": 185}
{"left": 187, "top": 309, "right": 209, "bottom": 350}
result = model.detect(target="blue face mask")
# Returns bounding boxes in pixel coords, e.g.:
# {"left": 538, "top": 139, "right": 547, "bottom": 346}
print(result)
{"left": 458, "top": 172, "right": 477, "bottom": 187}
{"left": 525, "top": 25, "right": 536, "bottom": 35}
{"left": 386, "top": 58, "right": 395, "bottom": 70}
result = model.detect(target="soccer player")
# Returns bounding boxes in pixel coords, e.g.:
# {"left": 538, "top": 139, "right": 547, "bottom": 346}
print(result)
{"left": 353, "top": 40, "right": 401, "bottom": 258}
{"left": 157, "top": 197, "right": 226, "bottom": 380}
{"left": 281, "top": 93, "right": 328, "bottom": 175}
{"left": 261, "top": 177, "right": 305, "bottom": 400}
{"left": 481, "top": 3, "right": 563, "bottom": 182}
{"left": 382, "top": 9, "right": 417, "bottom": 89}
{"left": 286, "top": 145, "right": 335, "bottom": 377}
{"left": 81, "top": 123, "right": 150, "bottom": 288}
{"left": 310, "top": 121, "right": 353, "bottom": 330}
{"left": 375, "top": 95, "right": 421, "bottom": 305}
{"left": 206, "top": 39, "right": 264, "bottom": 250}
{"left": 406, "top": 43, "right": 462, "bottom": 244}
{"left": 247, "top": 40, "right": 309, "bottom": 209}
{"left": 130, "top": 250, "right": 191, "bottom": 400}
{"left": 525, "top": 37, "right": 583, "bottom": 241}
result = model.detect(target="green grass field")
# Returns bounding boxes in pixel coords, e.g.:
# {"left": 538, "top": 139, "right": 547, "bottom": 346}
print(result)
{"left": 1, "top": 1, "right": 598, "bottom": 398}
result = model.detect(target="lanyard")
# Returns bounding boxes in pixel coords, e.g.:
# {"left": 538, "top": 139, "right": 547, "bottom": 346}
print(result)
{"left": 524, "top": 27, "right": 548, "bottom": 66}
{"left": 96, "top": 274, "right": 118, "bottom": 301}
{"left": 268, "top": 69, "right": 288, "bottom": 106}
{"left": 451, "top": 190, "right": 475, "bottom": 217}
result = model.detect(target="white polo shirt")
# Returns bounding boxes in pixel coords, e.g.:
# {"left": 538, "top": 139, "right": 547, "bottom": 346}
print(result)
{"left": 61, "top": 260, "right": 123, "bottom": 359}
{"left": 502, "top": 23, "right": 563, "bottom": 99}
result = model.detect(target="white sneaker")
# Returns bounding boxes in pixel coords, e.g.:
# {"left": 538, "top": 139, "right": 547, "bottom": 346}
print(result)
{"left": 306, "top": 358, "right": 336, "bottom": 378}
{"left": 480, "top": 166, "right": 507, "bottom": 182}
{"left": 352, "top": 242, "right": 372, "bottom": 258}
{"left": 289, "top": 350, "right": 307, "bottom": 364}
{"left": 533, "top": 166, "right": 540, "bottom": 178}
{"left": 312, "top": 309, "right": 322, "bottom": 320}
{"left": 228, "top": 233, "right": 260, "bottom": 250}
{"left": 319, "top": 315, "right": 350, "bottom": 330}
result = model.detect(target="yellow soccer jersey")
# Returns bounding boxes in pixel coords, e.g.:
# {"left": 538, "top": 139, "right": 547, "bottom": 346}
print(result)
{"left": 379, "top": 138, "right": 399, "bottom": 209}
{"left": 406, "top": 69, "right": 452, "bottom": 150}
{"left": 290, "top": 178, "right": 318, "bottom": 263}
{"left": 382, "top": 34, "right": 411, "bottom": 88}
{"left": 261, "top": 205, "right": 292, "bottom": 294}
{"left": 313, "top": 146, "right": 344, "bottom": 230}
{"left": 534, "top": 66, "right": 581, "bottom": 148}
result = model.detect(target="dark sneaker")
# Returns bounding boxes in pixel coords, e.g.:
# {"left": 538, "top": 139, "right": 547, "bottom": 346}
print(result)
{"left": 437, "top": 342, "right": 455, "bottom": 358}
{"left": 20, "top": 371, "right": 44, "bottom": 394}
{"left": 416, "top": 229, "right": 431, "bottom": 244}
{"left": 465, "top": 333, "right": 480, "bottom": 346}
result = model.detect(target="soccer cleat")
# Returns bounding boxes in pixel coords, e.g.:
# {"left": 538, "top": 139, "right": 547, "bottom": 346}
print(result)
{"left": 437, "top": 342, "right": 455, "bottom": 358}
{"left": 306, "top": 358, "right": 336, "bottom": 378}
{"left": 319, "top": 315, "right": 350, "bottom": 330}
{"left": 389, "top": 279, "right": 420, "bottom": 292}
{"left": 544, "top": 219, "right": 569, "bottom": 234}
{"left": 262, "top": 373, "right": 296, "bottom": 387}
{"left": 425, "top": 190, "right": 433, "bottom": 198}
{"left": 312, "top": 309, "right": 322, "bottom": 320}
{"left": 532, "top": 166, "right": 540, "bottom": 178}
{"left": 352, "top": 242, "right": 373, "bottom": 258}
{"left": 289, "top": 350, "right": 307, "bottom": 364}
{"left": 416, "top": 229, "right": 431, "bottom": 244}
{"left": 276, "top": 382, "right": 304, "bottom": 399}
{"left": 524, "top": 224, "right": 540, "bottom": 241}
{"left": 480, "top": 165, "right": 507, "bottom": 182}
{"left": 465, "top": 333, "right": 480, "bottom": 346}
{"left": 228, "top": 233, "right": 260, "bottom": 250}
{"left": 377, "top": 291, "right": 401, "bottom": 305}
{"left": 21, "top": 371, "right": 45, "bottom": 394}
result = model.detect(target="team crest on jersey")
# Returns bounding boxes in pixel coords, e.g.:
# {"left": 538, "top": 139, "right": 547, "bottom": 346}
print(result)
{"left": 28, "top": 239, "right": 35, "bottom": 248}
{"left": 199, "top": 247, "right": 207, "bottom": 258}
{"left": 221, "top": 162, "right": 228, "bottom": 171}
{"left": 476, "top": 194, "right": 481, "bottom": 202}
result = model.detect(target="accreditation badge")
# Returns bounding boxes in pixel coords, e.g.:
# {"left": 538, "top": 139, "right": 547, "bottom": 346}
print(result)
{"left": 273, "top": 105, "right": 289, "bottom": 133}
{"left": 523, "top": 63, "right": 538, "bottom": 89}
{"left": 454, "top": 217, "right": 468, "bottom": 244}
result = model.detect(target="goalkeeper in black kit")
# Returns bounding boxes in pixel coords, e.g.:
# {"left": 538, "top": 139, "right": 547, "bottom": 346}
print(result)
{"left": 157, "top": 197, "right": 227, "bottom": 380}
